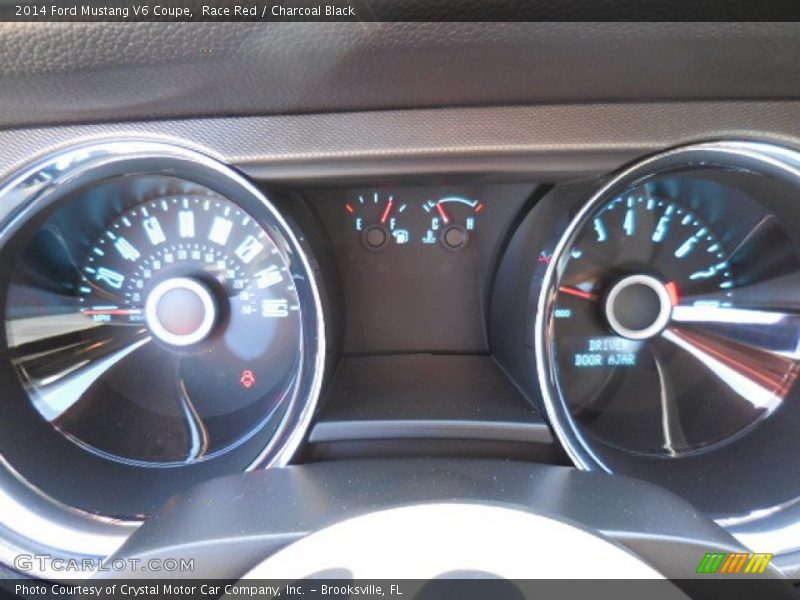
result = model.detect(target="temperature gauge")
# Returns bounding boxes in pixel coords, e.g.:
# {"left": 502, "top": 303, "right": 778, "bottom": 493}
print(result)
{"left": 345, "top": 192, "right": 409, "bottom": 250}
{"left": 422, "top": 196, "right": 484, "bottom": 250}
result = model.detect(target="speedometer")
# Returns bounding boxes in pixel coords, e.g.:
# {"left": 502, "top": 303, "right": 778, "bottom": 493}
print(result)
{"left": 0, "top": 140, "right": 326, "bottom": 564}
{"left": 0, "top": 142, "right": 325, "bottom": 521}
{"left": 12, "top": 191, "right": 301, "bottom": 466}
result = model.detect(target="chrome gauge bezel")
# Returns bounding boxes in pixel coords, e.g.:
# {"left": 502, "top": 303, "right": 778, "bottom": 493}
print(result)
{"left": 535, "top": 140, "right": 800, "bottom": 557}
{"left": 0, "top": 140, "right": 326, "bottom": 578}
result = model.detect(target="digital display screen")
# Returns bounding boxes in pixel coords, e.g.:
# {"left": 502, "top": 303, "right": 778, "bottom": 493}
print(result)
{"left": 560, "top": 336, "right": 642, "bottom": 368}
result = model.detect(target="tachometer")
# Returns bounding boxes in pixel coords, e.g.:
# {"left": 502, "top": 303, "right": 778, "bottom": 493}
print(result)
{"left": 539, "top": 145, "right": 800, "bottom": 462}
{"left": 550, "top": 192, "right": 763, "bottom": 457}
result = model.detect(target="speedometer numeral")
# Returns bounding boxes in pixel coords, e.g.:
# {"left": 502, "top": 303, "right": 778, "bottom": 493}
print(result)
{"left": 114, "top": 237, "right": 141, "bottom": 261}
{"left": 209, "top": 217, "right": 233, "bottom": 246}
{"left": 235, "top": 235, "right": 265, "bottom": 264}
{"left": 262, "top": 298, "right": 289, "bottom": 318}
{"left": 95, "top": 267, "right": 125, "bottom": 290}
{"left": 143, "top": 217, "right": 166, "bottom": 245}
{"left": 254, "top": 265, "right": 284, "bottom": 289}
{"left": 178, "top": 210, "right": 195, "bottom": 238}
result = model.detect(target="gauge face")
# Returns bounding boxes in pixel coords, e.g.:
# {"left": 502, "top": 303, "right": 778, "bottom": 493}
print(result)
{"left": 548, "top": 189, "right": 799, "bottom": 457}
{"left": 6, "top": 187, "right": 306, "bottom": 467}
{"left": 422, "top": 196, "right": 484, "bottom": 250}
{"left": 344, "top": 192, "right": 486, "bottom": 250}
{"left": 346, "top": 192, "right": 410, "bottom": 249}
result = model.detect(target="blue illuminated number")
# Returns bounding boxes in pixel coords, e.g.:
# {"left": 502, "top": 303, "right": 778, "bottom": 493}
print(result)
{"left": 95, "top": 267, "right": 125, "bottom": 290}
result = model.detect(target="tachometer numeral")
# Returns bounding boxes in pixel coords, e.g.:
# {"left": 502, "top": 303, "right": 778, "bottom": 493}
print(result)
{"left": 593, "top": 217, "right": 607, "bottom": 242}
{"left": 652, "top": 205, "right": 674, "bottom": 243}
{"left": 623, "top": 197, "right": 636, "bottom": 236}
{"left": 689, "top": 261, "right": 729, "bottom": 280}
{"left": 623, "top": 207, "right": 636, "bottom": 236}
{"left": 675, "top": 229, "right": 706, "bottom": 259}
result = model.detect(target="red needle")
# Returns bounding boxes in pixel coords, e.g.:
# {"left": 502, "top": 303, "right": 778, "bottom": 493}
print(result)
{"left": 83, "top": 308, "right": 142, "bottom": 316}
{"left": 436, "top": 202, "right": 451, "bottom": 225}
{"left": 558, "top": 286, "right": 598, "bottom": 301}
{"left": 380, "top": 199, "right": 394, "bottom": 224}
{"left": 665, "top": 281, "right": 680, "bottom": 306}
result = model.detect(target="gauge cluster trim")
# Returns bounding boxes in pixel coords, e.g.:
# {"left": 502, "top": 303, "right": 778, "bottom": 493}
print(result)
{"left": 1, "top": 102, "right": 800, "bottom": 183}
{"left": 534, "top": 140, "right": 800, "bottom": 561}
{"left": 309, "top": 420, "right": 553, "bottom": 444}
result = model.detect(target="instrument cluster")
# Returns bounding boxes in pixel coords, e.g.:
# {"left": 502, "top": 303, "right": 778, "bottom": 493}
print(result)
{"left": 2, "top": 138, "right": 800, "bottom": 573}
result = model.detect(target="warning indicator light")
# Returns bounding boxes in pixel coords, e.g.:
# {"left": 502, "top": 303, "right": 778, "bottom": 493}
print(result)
{"left": 240, "top": 370, "right": 257, "bottom": 389}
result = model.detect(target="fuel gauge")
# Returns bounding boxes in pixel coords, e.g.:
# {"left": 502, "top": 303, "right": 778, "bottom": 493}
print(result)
{"left": 346, "top": 192, "right": 410, "bottom": 250}
{"left": 422, "top": 196, "right": 485, "bottom": 250}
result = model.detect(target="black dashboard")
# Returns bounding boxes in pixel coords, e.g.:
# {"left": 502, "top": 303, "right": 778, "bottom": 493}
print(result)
{"left": 1, "top": 20, "right": 800, "bottom": 595}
